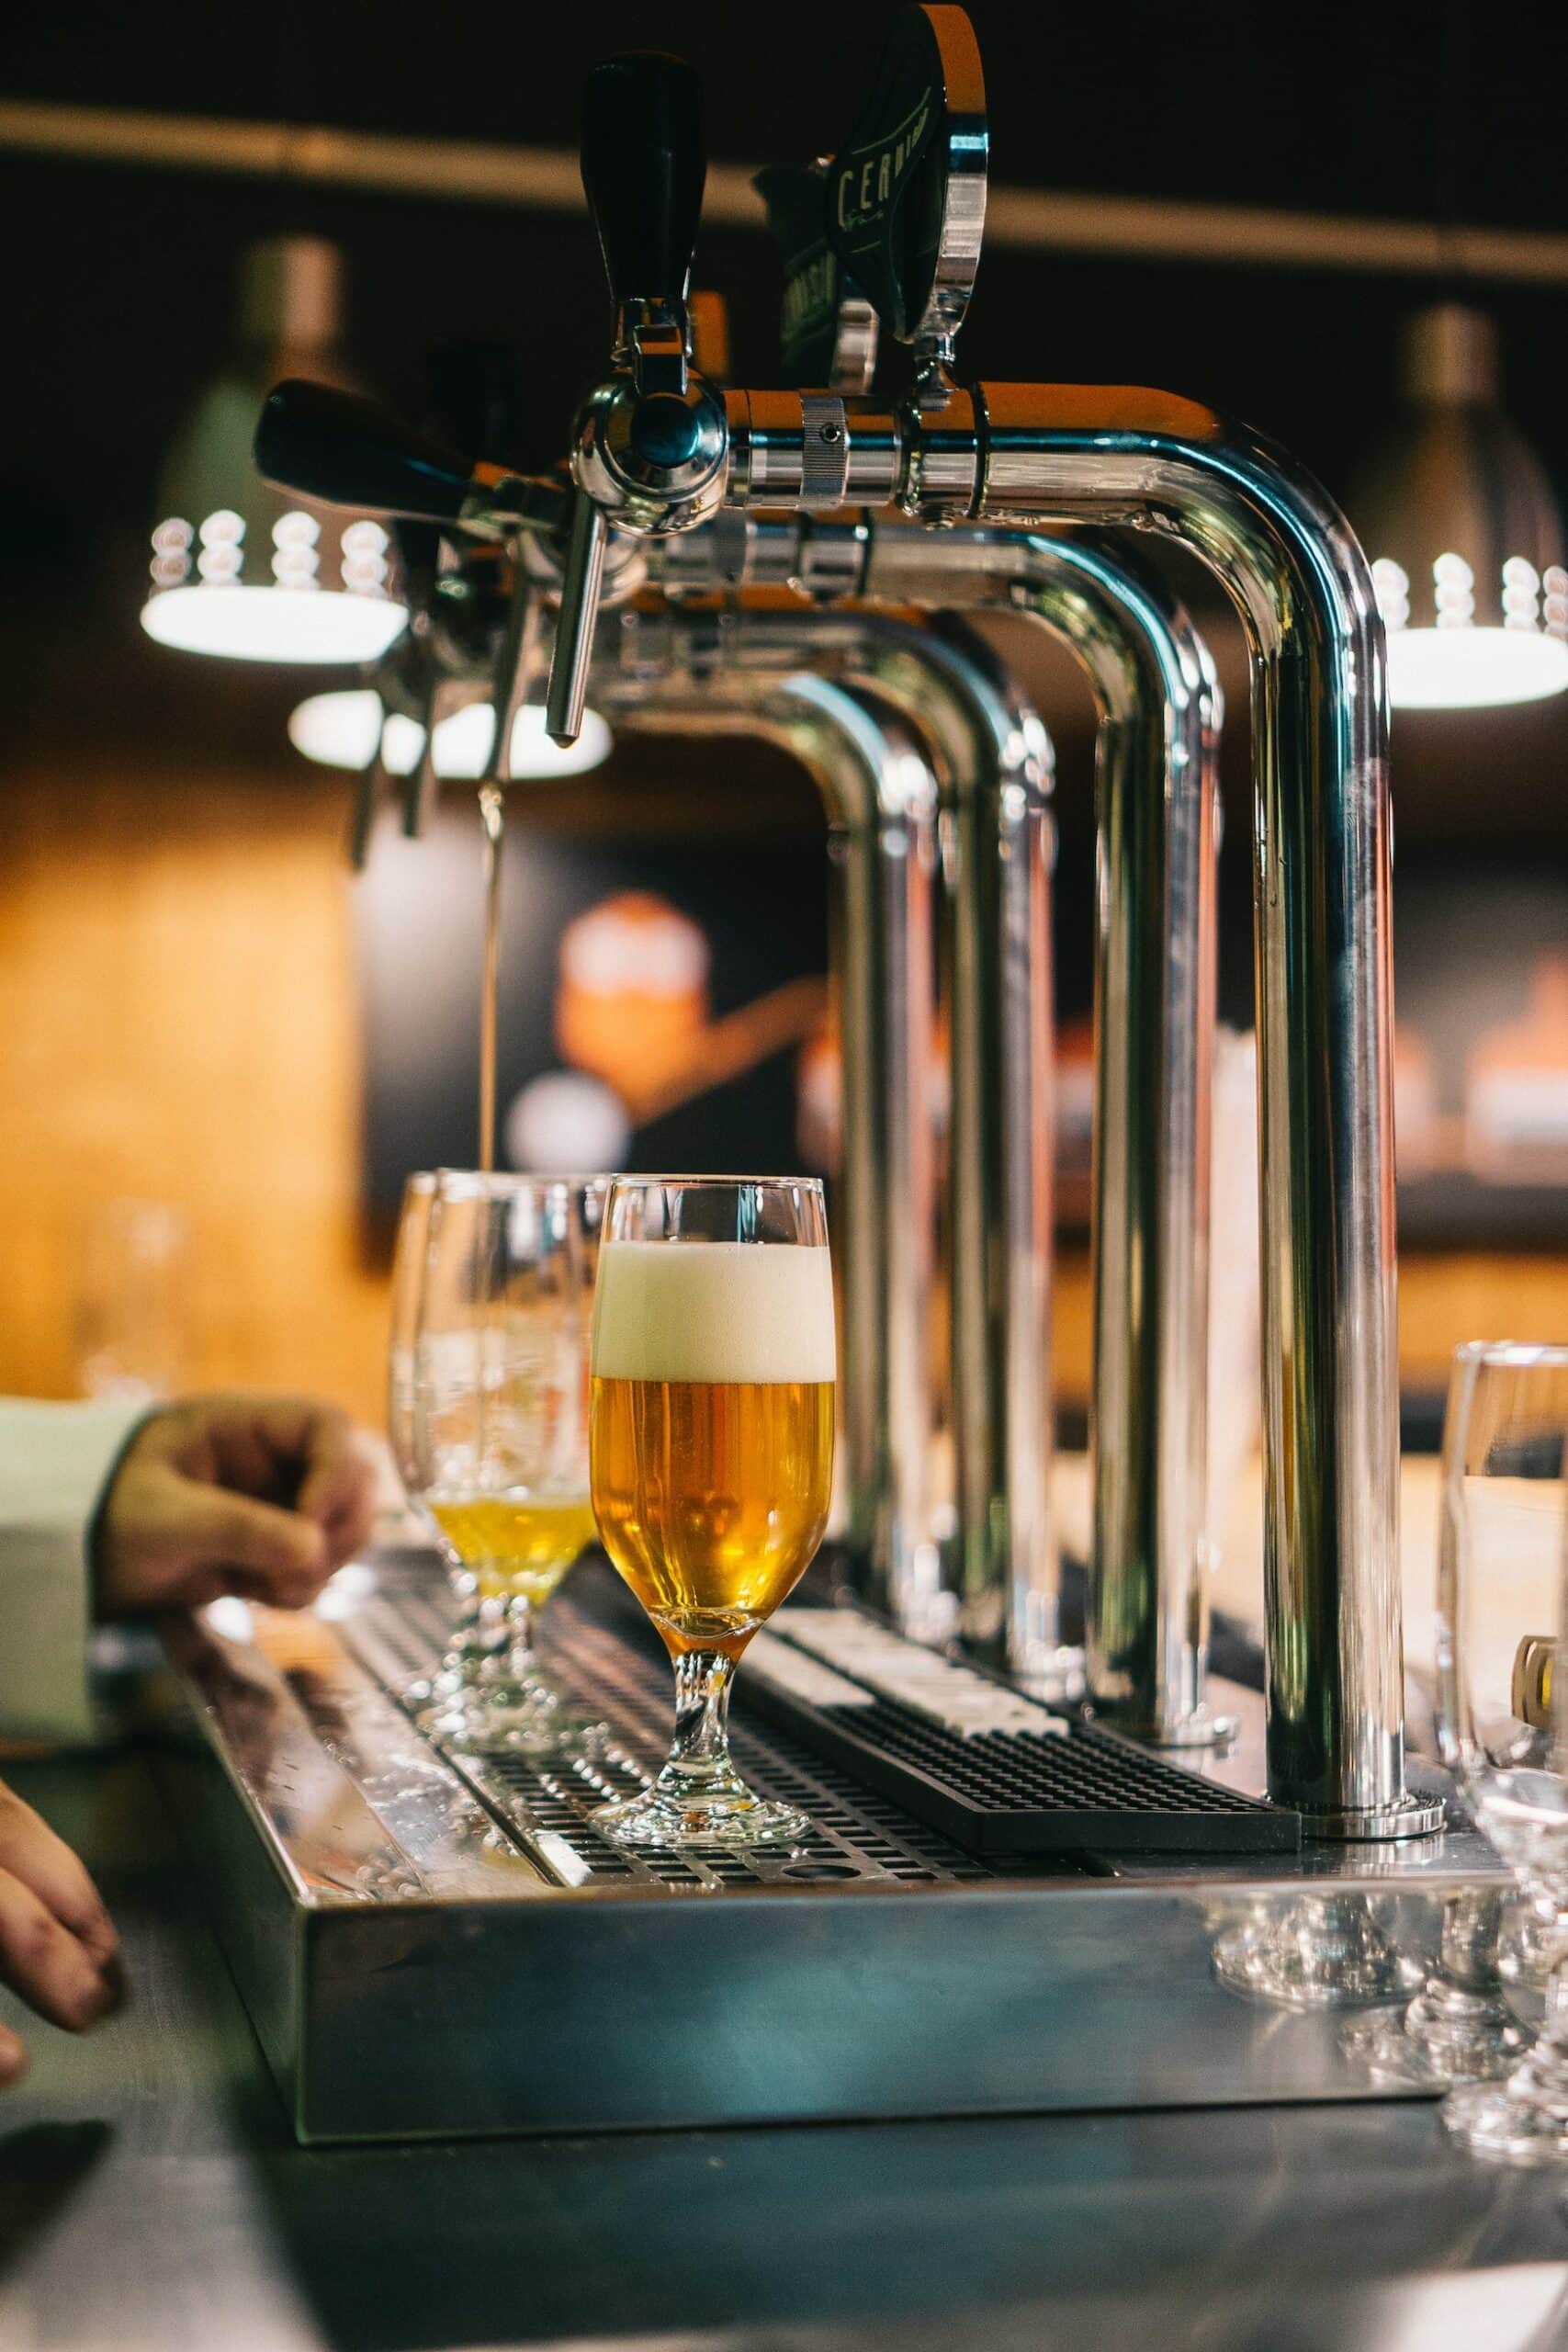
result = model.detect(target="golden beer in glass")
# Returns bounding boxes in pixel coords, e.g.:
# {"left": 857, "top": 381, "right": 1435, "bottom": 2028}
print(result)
{"left": 590, "top": 1180, "right": 835, "bottom": 1849}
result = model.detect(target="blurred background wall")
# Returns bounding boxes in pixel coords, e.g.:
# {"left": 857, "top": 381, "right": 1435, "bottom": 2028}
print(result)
{"left": 5, "top": 0, "right": 1568, "bottom": 1429}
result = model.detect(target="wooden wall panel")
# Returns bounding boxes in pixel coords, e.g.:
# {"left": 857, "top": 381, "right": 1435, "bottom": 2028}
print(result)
{"left": 2, "top": 744, "right": 1564, "bottom": 1436}
{"left": 0, "top": 761, "right": 389, "bottom": 1422}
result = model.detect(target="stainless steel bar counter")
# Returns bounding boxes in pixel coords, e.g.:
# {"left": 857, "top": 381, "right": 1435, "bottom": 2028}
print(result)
{"left": 4, "top": 1736, "right": 1568, "bottom": 2347}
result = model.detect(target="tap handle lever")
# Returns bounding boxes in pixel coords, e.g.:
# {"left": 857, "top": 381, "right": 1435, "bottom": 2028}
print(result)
{"left": 257, "top": 380, "right": 479, "bottom": 525}
{"left": 545, "top": 491, "right": 609, "bottom": 748}
{"left": 582, "top": 50, "right": 705, "bottom": 395}
{"left": 256, "top": 379, "right": 551, "bottom": 538}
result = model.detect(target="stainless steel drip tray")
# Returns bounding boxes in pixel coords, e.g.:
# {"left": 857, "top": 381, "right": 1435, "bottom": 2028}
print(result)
{"left": 155, "top": 1556, "right": 1513, "bottom": 2144}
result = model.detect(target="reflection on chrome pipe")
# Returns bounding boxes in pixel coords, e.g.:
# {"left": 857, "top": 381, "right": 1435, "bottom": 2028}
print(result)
{"left": 866, "top": 531, "right": 1221, "bottom": 1732}
{"left": 639, "top": 529, "right": 1219, "bottom": 1720}
{"left": 1025, "top": 544, "right": 1220, "bottom": 1742}
{"left": 957, "top": 388, "right": 1430, "bottom": 1836}
{"left": 599, "top": 639, "right": 942, "bottom": 1631}
{"left": 1015, "top": 546, "right": 1219, "bottom": 1736}
{"left": 776, "top": 676, "right": 939, "bottom": 1622}
{"left": 604, "top": 602, "right": 1054, "bottom": 1657}
{"left": 816, "top": 616, "right": 1058, "bottom": 1678}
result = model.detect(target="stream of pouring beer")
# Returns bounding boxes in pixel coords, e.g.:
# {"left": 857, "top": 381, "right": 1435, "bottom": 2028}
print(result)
{"left": 479, "top": 783, "right": 504, "bottom": 1175}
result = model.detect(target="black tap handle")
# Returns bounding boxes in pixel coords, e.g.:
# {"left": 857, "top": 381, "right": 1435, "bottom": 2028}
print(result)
{"left": 581, "top": 51, "right": 705, "bottom": 326}
{"left": 255, "top": 379, "right": 479, "bottom": 525}
{"left": 423, "top": 338, "right": 524, "bottom": 471}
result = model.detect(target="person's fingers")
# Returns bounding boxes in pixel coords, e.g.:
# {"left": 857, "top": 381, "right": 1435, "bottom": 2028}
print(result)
{"left": 0, "top": 1870, "right": 119, "bottom": 2032}
{"left": 175, "top": 1486, "right": 330, "bottom": 1600}
{"left": 292, "top": 1412, "right": 364, "bottom": 1516}
{"left": 0, "top": 2022, "right": 29, "bottom": 2086}
{"left": 0, "top": 1790, "right": 120, "bottom": 1977}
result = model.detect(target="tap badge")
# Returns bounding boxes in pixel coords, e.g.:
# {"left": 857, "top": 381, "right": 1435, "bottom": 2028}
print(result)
{"left": 757, "top": 7, "right": 986, "bottom": 380}
{"left": 823, "top": 5, "right": 987, "bottom": 352}
{"left": 833, "top": 85, "right": 934, "bottom": 245}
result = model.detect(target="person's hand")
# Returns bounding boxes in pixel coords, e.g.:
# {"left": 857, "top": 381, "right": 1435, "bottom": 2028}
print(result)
{"left": 0, "top": 1780, "right": 123, "bottom": 2085}
{"left": 95, "top": 1394, "right": 376, "bottom": 1619}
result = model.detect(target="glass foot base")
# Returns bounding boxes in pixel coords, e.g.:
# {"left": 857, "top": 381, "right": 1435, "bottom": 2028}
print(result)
{"left": 593, "top": 1783, "right": 811, "bottom": 1852}
{"left": 1213, "top": 1905, "right": 1423, "bottom": 2011}
{"left": 417, "top": 1684, "right": 609, "bottom": 1760}
{"left": 402, "top": 1657, "right": 469, "bottom": 1709}
{"left": 1443, "top": 2066, "right": 1568, "bottom": 2164}
{"left": 1341, "top": 1998, "right": 1529, "bottom": 2089}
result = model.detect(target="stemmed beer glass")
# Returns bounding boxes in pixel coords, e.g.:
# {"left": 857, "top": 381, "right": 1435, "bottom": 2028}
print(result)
{"left": 588, "top": 1175, "right": 836, "bottom": 1849}
{"left": 1435, "top": 1340, "right": 1568, "bottom": 2160}
{"left": 388, "top": 1172, "right": 480, "bottom": 1707}
{"left": 409, "top": 1171, "right": 607, "bottom": 1757}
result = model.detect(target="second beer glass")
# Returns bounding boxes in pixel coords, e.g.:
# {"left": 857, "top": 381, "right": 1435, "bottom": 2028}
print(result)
{"left": 590, "top": 1175, "right": 836, "bottom": 1849}
{"left": 412, "top": 1171, "right": 606, "bottom": 1756}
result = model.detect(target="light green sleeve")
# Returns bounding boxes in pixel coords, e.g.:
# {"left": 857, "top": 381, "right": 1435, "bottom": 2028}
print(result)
{"left": 0, "top": 1399, "right": 150, "bottom": 1745}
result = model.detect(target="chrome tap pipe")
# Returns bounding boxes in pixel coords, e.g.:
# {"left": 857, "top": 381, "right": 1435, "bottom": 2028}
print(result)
{"left": 647, "top": 515, "right": 1224, "bottom": 1727}
{"left": 607, "top": 663, "right": 941, "bottom": 1623}
{"left": 593, "top": 602, "right": 1045, "bottom": 1647}
{"left": 863, "top": 531, "right": 1223, "bottom": 1733}
{"left": 592, "top": 381, "right": 1427, "bottom": 1836}
{"left": 638, "top": 517, "right": 1224, "bottom": 1724}
{"left": 950, "top": 390, "right": 1419, "bottom": 1834}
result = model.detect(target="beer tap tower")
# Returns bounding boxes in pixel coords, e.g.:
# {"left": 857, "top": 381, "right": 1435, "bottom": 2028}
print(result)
{"left": 539, "top": 4, "right": 1432, "bottom": 1841}
{"left": 257, "top": 3, "right": 1438, "bottom": 1838}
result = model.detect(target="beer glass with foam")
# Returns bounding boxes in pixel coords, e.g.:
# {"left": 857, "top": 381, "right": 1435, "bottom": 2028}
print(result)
{"left": 590, "top": 1176, "right": 836, "bottom": 1848}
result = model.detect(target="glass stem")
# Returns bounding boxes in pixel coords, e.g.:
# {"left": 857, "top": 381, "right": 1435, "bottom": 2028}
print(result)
{"left": 505, "top": 1592, "right": 535, "bottom": 1679}
{"left": 663, "top": 1649, "right": 737, "bottom": 1788}
{"left": 473, "top": 1590, "right": 510, "bottom": 1678}
{"left": 1437, "top": 1887, "right": 1504, "bottom": 1996}
{"left": 1506, "top": 1950, "right": 1568, "bottom": 2121}
{"left": 448, "top": 1566, "right": 487, "bottom": 1676}
{"left": 1540, "top": 1958, "right": 1568, "bottom": 2061}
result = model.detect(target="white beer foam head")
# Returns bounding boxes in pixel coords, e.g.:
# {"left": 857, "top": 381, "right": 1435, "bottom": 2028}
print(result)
{"left": 592, "top": 1242, "right": 836, "bottom": 1385}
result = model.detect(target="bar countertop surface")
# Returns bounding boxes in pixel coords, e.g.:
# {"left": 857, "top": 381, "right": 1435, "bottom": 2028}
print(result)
{"left": 4, "top": 1747, "right": 1568, "bottom": 2352}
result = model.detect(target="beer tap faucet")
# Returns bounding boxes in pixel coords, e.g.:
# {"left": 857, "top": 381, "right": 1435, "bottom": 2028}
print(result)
{"left": 550, "top": 5, "right": 1436, "bottom": 1838}
{"left": 545, "top": 52, "right": 728, "bottom": 747}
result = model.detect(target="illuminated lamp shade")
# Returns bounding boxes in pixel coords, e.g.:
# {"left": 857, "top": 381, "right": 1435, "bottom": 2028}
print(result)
{"left": 287, "top": 690, "right": 613, "bottom": 779}
{"left": 141, "top": 238, "right": 408, "bottom": 664}
{"left": 1352, "top": 303, "right": 1568, "bottom": 711}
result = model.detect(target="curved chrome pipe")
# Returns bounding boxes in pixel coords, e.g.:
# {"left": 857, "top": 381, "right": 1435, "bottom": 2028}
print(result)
{"left": 592, "top": 612, "right": 1040, "bottom": 1645}
{"left": 640, "top": 526, "right": 1225, "bottom": 1726}
{"left": 864, "top": 530, "right": 1222, "bottom": 1736}
{"left": 611, "top": 669, "right": 940, "bottom": 1624}
{"left": 952, "top": 390, "right": 1416, "bottom": 1835}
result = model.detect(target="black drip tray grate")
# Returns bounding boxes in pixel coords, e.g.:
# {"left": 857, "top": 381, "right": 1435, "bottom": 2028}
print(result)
{"left": 347, "top": 1564, "right": 1297, "bottom": 1873}
{"left": 746, "top": 1689, "right": 1301, "bottom": 1855}
{"left": 346, "top": 1579, "right": 1056, "bottom": 1894}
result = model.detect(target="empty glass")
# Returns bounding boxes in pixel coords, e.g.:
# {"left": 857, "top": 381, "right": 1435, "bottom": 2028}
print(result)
{"left": 588, "top": 1175, "right": 836, "bottom": 1849}
{"left": 1435, "top": 1340, "right": 1568, "bottom": 2160}
{"left": 410, "top": 1171, "right": 607, "bottom": 1757}
{"left": 388, "top": 1171, "right": 479, "bottom": 1708}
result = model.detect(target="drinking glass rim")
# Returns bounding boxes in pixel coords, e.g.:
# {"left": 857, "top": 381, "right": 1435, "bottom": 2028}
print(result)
{"left": 432, "top": 1169, "right": 613, "bottom": 1196}
{"left": 1451, "top": 1340, "right": 1568, "bottom": 1373}
{"left": 604, "top": 1173, "right": 826, "bottom": 1193}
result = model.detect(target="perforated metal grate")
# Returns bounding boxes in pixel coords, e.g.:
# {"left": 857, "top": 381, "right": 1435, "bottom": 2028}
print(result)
{"left": 755, "top": 1693, "right": 1302, "bottom": 1855}
{"left": 347, "top": 1572, "right": 1058, "bottom": 1894}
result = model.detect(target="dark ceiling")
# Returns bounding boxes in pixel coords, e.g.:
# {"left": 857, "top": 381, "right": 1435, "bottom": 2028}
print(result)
{"left": 6, "top": 0, "right": 1568, "bottom": 853}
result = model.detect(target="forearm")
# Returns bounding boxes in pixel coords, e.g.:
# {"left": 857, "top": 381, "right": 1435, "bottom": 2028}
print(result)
{"left": 0, "top": 1400, "right": 150, "bottom": 1744}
